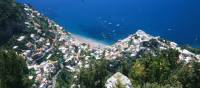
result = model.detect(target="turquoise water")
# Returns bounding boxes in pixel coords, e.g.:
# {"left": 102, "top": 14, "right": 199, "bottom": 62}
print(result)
{"left": 17, "top": 0, "right": 200, "bottom": 47}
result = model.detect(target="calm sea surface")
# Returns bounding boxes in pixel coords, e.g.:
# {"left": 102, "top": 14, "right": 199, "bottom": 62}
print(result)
{"left": 17, "top": 0, "right": 200, "bottom": 47}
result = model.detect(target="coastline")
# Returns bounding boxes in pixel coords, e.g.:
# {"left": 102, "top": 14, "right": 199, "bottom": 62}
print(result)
{"left": 71, "top": 34, "right": 109, "bottom": 49}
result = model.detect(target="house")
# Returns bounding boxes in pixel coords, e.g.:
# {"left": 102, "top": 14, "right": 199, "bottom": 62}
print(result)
{"left": 17, "top": 36, "right": 25, "bottom": 41}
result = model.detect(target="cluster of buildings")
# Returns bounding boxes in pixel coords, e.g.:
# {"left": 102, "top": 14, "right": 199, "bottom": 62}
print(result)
{"left": 11, "top": 4, "right": 200, "bottom": 88}
{"left": 99, "top": 30, "right": 200, "bottom": 63}
{"left": 14, "top": 4, "right": 103, "bottom": 88}
{"left": 13, "top": 4, "right": 61, "bottom": 88}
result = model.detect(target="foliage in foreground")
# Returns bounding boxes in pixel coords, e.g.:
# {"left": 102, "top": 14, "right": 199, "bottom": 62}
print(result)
{"left": 79, "top": 59, "right": 109, "bottom": 88}
{"left": 129, "top": 49, "right": 200, "bottom": 88}
{"left": 56, "top": 69, "right": 73, "bottom": 88}
{"left": 0, "top": 50, "right": 32, "bottom": 88}
{"left": 79, "top": 49, "right": 200, "bottom": 88}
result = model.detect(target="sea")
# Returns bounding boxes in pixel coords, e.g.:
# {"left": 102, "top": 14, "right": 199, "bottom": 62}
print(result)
{"left": 17, "top": 0, "right": 200, "bottom": 47}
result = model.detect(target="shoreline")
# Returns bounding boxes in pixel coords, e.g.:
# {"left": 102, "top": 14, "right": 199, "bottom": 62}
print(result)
{"left": 71, "top": 34, "right": 109, "bottom": 49}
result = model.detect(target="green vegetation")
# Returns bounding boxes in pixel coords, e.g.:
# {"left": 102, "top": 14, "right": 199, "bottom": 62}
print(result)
{"left": 135, "top": 83, "right": 182, "bottom": 88}
{"left": 174, "top": 61, "right": 200, "bottom": 88}
{"left": 129, "top": 49, "right": 181, "bottom": 86}
{"left": 79, "top": 49, "right": 200, "bottom": 88}
{"left": 79, "top": 59, "right": 109, "bottom": 88}
{"left": 56, "top": 69, "right": 73, "bottom": 88}
{"left": 129, "top": 49, "right": 200, "bottom": 88}
{"left": 0, "top": 50, "right": 32, "bottom": 88}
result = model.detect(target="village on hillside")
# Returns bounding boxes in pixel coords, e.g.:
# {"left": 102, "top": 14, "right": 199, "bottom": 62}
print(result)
{"left": 3, "top": 4, "right": 200, "bottom": 88}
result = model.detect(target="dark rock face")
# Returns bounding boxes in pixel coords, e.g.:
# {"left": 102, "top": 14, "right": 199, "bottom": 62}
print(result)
{"left": 0, "top": 0, "right": 25, "bottom": 45}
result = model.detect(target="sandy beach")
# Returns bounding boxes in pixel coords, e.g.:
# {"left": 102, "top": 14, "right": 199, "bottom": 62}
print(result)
{"left": 71, "top": 34, "right": 109, "bottom": 49}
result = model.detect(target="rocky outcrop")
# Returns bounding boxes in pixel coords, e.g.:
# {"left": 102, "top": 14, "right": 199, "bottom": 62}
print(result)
{"left": 105, "top": 72, "right": 133, "bottom": 88}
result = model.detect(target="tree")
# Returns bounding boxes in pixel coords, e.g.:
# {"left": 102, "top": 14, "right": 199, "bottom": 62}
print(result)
{"left": 129, "top": 49, "right": 181, "bottom": 86}
{"left": 161, "top": 49, "right": 180, "bottom": 69}
{"left": 79, "top": 59, "right": 109, "bottom": 88}
{"left": 130, "top": 60, "right": 146, "bottom": 85}
{"left": 121, "top": 60, "right": 130, "bottom": 76}
{"left": 0, "top": 50, "right": 32, "bottom": 88}
{"left": 174, "top": 61, "right": 200, "bottom": 88}
{"left": 56, "top": 69, "right": 73, "bottom": 88}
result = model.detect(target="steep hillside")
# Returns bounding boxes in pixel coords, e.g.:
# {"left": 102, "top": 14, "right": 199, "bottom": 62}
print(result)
{"left": 0, "top": 0, "right": 25, "bottom": 45}
{"left": 0, "top": 1, "right": 200, "bottom": 88}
